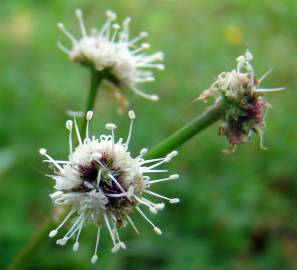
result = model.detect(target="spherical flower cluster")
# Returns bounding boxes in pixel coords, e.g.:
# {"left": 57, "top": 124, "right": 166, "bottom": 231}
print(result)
{"left": 198, "top": 50, "right": 285, "bottom": 153}
{"left": 39, "top": 111, "right": 179, "bottom": 264}
{"left": 57, "top": 9, "right": 164, "bottom": 101}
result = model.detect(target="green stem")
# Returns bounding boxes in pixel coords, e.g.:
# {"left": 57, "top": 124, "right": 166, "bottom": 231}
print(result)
{"left": 144, "top": 102, "right": 226, "bottom": 159}
{"left": 5, "top": 215, "right": 55, "bottom": 270}
{"left": 5, "top": 101, "right": 225, "bottom": 270}
{"left": 80, "top": 68, "right": 104, "bottom": 139}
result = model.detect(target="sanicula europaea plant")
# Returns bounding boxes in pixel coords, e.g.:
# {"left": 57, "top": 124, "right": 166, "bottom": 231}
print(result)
{"left": 5, "top": 8, "right": 285, "bottom": 270}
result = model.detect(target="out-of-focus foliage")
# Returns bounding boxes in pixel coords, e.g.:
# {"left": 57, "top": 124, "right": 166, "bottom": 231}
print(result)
{"left": 0, "top": 0, "right": 296, "bottom": 269}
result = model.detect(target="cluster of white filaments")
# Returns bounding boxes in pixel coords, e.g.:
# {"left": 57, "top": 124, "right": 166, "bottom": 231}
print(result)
{"left": 57, "top": 9, "right": 164, "bottom": 101}
{"left": 198, "top": 50, "right": 285, "bottom": 102}
{"left": 39, "top": 111, "right": 179, "bottom": 264}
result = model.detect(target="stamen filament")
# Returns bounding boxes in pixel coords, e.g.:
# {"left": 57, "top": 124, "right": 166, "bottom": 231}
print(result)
{"left": 126, "top": 216, "right": 140, "bottom": 235}
{"left": 73, "top": 117, "right": 82, "bottom": 145}
{"left": 49, "top": 209, "right": 75, "bottom": 238}
{"left": 144, "top": 190, "right": 180, "bottom": 204}
{"left": 91, "top": 226, "right": 101, "bottom": 264}
{"left": 103, "top": 213, "right": 116, "bottom": 245}
{"left": 136, "top": 206, "right": 162, "bottom": 235}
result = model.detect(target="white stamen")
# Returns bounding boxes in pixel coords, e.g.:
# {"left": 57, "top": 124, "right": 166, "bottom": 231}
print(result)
{"left": 57, "top": 41, "right": 71, "bottom": 53}
{"left": 111, "top": 23, "right": 120, "bottom": 41}
{"left": 141, "top": 198, "right": 165, "bottom": 211}
{"left": 126, "top": 216, "right": 140, "bottom": 235}
{"left": 103, "top": 213, "right": 116, "bottom": 245}
{"left": 39, "top": 148, "right": 47, "bottom": 156}
{"left": 111, "top": 243, "right": 121, "bottom": 253}
{"left": 154, "top": 227, "right": 162, "bottom": 235}
{"left": 129, "top": 31, "right": 148, "bottom": 45}
{"left": 108, "top": 174, "right": 126, "bottom": 194}
{"left": 73, "top": 218, "right": 84, "bottom": 252}
{"left": 91, "top": 255, "right": 98, "bottom": 264}
{"left": 63, "top": 213, "right": 85, "bottom": 241}
{"left": 133, "top": 195, "right": 157, "bottom": 214}
{"left": 150, "top": 174, "right": 179, "bottom": 184}
{"left": 258, "top": 69, "right": 273, "bottom": 84}
{"left": 85, "top": 111, "right": 93, "bottom": 140}
{"left": 140, "top": 157, "right": 165, "bottom": 165}
{"left": 39, "top": 149, "right": 63, "bottom": 171}
{"left": 120, "top": 242, "right": 126, "bottom": 249}
{"left": 57, "top": 23, "right": 77, "bottom": 44}
{"left": 56, "top": 238, "right": 68, "bottom": 246}
{"left": 105, "top": 123, "right": 117, "bottom": 130}
{"left": 141, "top": 169, "right": 168, "bottom": 173}
{"left": 154, "top": 203, "right": 165, "bottom": 210}
{"left": 106, "top": 10, "right": 117, "bottom": 21}
{"left": 126, "top": 111, "right": 135, "bottom": 147}
{"left": 139, "top": 148, "right": 148, "bottom": 156}
{"left": 130, "top": 87, "right": 159, "bottom": 101}
{"left": 106, "top": 123, "right": 116, "bottom": 151}
{"left": 128, "top": 110, "right": 136, "bottom": 119}
{"left": 73, "top": 117, "right": 82, "bottom": 145}
{"left": 136, "top": 206, "right": 161, "bottom": 234}
{"left": 144, "top": 190, "right": 180, "bottom": 204}
{"left": 66, "top": 120, "right": 73, "bottom": 154}
{"left": 73, "top": 242, "right": 79, "bottom": 252}
{"left": 254, "top": 87, "right": 286, "bottom": 93}
{"left": 147, "top": 151, "right": 177, "bottom": 170}
{"left": 140, "top": 150, "right": 148, "bottom": 157}
{"left": 49, "top": 230, "right": 58, "bottom": 238}
{"left": 86, "top": 111, "right": 93, "bottom": 120}
{"left": 169, "top": 198, "right": 180, "bottom": 204}
{"left": 91, "top": 226, "right": 101, "bottom": 263}
{"left": 75, "top": 9, "right": 87, "bottom": 37}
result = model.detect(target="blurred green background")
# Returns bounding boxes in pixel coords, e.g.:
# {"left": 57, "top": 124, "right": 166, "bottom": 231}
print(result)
{"left": 0, "top": 0, "right": 297, "bottom": 269}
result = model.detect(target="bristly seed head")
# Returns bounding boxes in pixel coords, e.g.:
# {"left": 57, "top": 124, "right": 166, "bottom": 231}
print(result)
{"left": 197, "top": 50, "right": 285, "bottom": 153}
{"left": 40, "top": 110, "right": 179, "bottom": 263}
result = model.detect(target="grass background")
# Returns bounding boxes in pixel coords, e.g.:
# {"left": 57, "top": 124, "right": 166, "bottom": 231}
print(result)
{"left": 0, "top": 0, "right": 296, "bottom": 269}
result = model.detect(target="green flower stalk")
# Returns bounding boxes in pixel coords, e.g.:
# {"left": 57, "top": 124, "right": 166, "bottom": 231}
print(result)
{"left": 198, "top": 50, "right": 285, "bottom": 153}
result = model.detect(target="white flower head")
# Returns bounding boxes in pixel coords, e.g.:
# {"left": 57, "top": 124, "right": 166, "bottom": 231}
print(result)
{"left": 40, "top": 111, "right": 179, "bottom": 263}
{"left": 57, "top": 9, "right": 164, "bottom": 101}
